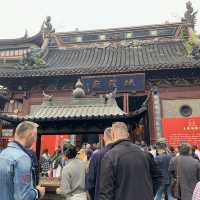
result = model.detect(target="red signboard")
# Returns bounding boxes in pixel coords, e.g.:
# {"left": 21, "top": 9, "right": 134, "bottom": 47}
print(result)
{"left": 162, "top": 117, "right": 200, "bottom": 148}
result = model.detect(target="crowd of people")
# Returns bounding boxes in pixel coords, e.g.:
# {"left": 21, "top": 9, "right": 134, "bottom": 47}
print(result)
{"left": 0, "top": 120, "right": 200, "bottom": 200}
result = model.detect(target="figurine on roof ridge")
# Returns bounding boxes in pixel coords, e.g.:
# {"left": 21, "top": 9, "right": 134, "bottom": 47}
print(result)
{"left": 41, "top": 16, "right": 55, "bottom": 38}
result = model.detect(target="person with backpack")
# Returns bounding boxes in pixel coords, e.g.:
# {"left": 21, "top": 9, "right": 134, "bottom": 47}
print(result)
{"left": 0, "top": 121, "right": 45, "bottom": 200}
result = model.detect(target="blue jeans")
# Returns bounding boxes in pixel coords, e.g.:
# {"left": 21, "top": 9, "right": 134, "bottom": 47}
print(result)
{"left": 154, "top": 184, "right": 174, "bottom": 200}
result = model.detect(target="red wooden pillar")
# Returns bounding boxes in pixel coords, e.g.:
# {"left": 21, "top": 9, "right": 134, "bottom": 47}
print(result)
{"left": 123, "top": 93, "right": 129, "bottom": 113}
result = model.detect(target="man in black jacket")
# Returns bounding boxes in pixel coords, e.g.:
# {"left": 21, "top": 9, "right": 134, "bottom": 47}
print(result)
{"left": 99, "top": 122, "right": 162, "bottom": 200}
{"left": 87, "top": 127, "right": 113, "bottom": 200}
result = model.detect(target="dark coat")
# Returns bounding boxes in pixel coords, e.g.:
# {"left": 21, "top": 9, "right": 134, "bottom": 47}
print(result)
{"left": 87, "top": 144, "right": 113, "bottom": 200}
{"left": 99, "top": 139, "right": 162, "bottom": 200}
{"left": 155, "top": 153, "right": 173, "bottom": 185}
{"left": 169, "top": 155, "right": 200, "bottom": 200}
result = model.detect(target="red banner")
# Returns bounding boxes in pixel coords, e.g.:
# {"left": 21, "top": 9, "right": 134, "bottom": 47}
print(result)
{"left": 162, "top": 117, "right": 200, "bottom": 148}
{"left": 41, "top": 135, "right": 70, "bottom": 155}
{"left": 31, "top": 135, "right": 70, "bottom": 155}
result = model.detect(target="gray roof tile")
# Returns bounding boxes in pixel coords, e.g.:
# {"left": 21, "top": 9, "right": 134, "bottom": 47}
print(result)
{"left": 0, "top": 40, "right": 198, "bottom": 77}
{"left": 1, "top": 97, "right": 127, "bottom": 122}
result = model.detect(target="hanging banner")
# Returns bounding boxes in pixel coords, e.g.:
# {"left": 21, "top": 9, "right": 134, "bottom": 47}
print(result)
{"left": 162, "top": 117, "right": 200, "bottom": 148}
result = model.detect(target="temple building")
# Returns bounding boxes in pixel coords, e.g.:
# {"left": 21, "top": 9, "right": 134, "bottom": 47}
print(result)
{"left": 0, "top": 1, "right": 200, "bottom": 150}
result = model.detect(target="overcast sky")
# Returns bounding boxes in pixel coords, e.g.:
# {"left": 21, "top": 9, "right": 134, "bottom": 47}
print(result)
{"left": 0, "top": 0, "right": 200, "bottom": 39}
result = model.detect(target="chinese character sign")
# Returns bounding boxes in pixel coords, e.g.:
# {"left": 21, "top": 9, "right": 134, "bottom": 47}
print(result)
{"left": 162, "top": 117, "right": 200, "bottom": 148}
{"left": 82, "top": 74, "right": 145, "bottom": 93}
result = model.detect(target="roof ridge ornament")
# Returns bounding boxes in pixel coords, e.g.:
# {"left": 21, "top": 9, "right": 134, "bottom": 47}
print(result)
{"left": 40, "top": 16, "right": 55, "bottom": 55}
{"left": 181, "top": 1, "right": 198, "bottom": 30}
{"left": 72, "top": 79, "right": 86, "bottom": 98}
{"left": 16, "top": 47, "right": 47, "bottom": 69}
{"left": 184, "top": 28, "right": 200, "bottom": 60}
{"left": 41, "top": 16, "right": 55, "bottom": 39}
{"left": 23, "top": 29, "right": 28, "bottom": 39}
{"left": 103, "top": 87, "right": 117, "bottom": 104}
{"left": 66, "top": 38, "right": 182, "bottom": 50}
{"left": 75, "top": 79, "right": 84, "bottom": 88}
{"left": 42, "top": 90, "right": 53, "bottom": 105}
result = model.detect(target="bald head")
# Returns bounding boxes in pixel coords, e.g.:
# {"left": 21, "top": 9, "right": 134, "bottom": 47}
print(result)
{"left": 111, "top": 122, "right": 129, "bottom": 142}
{"left": 103, "top": 127, "right": 113, "bottom": 145}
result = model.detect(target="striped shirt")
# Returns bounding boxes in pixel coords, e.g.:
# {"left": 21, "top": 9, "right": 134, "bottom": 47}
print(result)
{"left": 193, "top": 182, "right": 200, "bottom": 200}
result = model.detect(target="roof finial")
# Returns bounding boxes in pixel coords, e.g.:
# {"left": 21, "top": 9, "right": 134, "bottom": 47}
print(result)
{"left": 103, "top": 88, "right": 117, "bottom": 104}
{"left": 41, "top": 16, "right": 55, "bottom": 38}
{"left": 72, "top": 79, "right": 86, "bottom": 98}
{"left": 42, "top": 90, "right": 53, "bottom": 102}
{"left": 24, "top": 29, "right": 28, "bottom": 39}
{"left": 181, "top": 1, "right": 198, "bottom": 30}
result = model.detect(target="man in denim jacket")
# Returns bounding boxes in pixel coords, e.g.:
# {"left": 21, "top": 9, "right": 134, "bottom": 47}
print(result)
{"left": 0, "top": 121, "right": 45, "bottom": 200}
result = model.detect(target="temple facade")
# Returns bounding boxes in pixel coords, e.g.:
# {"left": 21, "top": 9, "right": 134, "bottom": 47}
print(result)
{"left": 0, "top": 2, "right": 200, "bottom": 149}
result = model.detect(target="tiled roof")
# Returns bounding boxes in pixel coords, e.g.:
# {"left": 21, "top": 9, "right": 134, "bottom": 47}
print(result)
{"left": 54, "top": 23, "right": 186, "bottom": 46}
{"left": 0, "top": 32, "right": 43, "bottom": 47}
{"left": 0, "top": 97, "right": 128, "bottom": 122}
{"left": 0, "top": 39, "right": 198, "bottom": 78}
{"left": 0, "top": 23, "right": 197, "bottom": 77}
{"left": 45, "top": 40, "right": 193, "bottom": 68}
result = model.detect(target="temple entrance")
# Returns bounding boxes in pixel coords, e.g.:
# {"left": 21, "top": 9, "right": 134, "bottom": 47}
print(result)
{"left": 116, "top": 95, "right": 150, "bottom": 145}
{"left": 81, "top": 134, "right": 99, "bottom": 144}
{"left": 129, "top": 95, "right": 150, "bottom": 145}
{"left": 40, "top": 134, "right": 100, "bottom": 156}
{"left": 0, "top": 78, "right": 148, "bottom": 200}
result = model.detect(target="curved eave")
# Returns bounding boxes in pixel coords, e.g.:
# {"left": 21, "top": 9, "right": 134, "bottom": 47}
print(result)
{"left": 0, "top": 31, "right": 43, "bottom": 47}
{"left": 0, "top": 107, "right": 146, "bottom": 123}
{"left": 0, "top": 113, "right": 126, "bottom": 123}
{"left": 0, "top": 62, "right": 197, "bottom": 78}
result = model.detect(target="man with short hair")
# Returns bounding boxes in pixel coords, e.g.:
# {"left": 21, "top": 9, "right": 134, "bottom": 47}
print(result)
{"left": 154, "top": 141, "right": 173, "bottom": 200}
{"left": 87, "top": 127, "right": 113, "bottom": 200}
{"left": 99, "top": 122, "right": 162, "bottom": 200}
{"left": 0, "top": 121, "right": 45, "bottom": 200}
{"left": 169, "top": 142, "right": 200, "bottom": 200}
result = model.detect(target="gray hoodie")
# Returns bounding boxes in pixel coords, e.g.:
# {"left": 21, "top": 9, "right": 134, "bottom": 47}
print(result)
{"left": 59, "top": 158, "right": 87, "bottom": 197}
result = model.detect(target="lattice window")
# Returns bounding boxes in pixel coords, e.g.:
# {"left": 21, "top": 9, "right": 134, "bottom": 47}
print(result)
{"left": 3, "top": 99, "right": 23, "bottom": 114}
{"left": 10, "top": 50, "right": 14, "bottom": 57}
{"left": 5, "top": 51, "right": 9, "bottom": 57}
{"left": 18, "top": 49, "right": 24, "bottom": 56}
